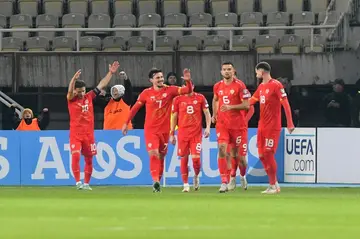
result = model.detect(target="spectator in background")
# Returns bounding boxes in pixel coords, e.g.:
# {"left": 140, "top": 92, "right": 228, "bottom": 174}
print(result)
{"left": 11, "top": 105, "right": 49, "bottom": 130}
{"left": 351, "top": 79, "right": 360, "bottom": 127}
{"left": 278, "top": 77, "right": 300, "bottom": 127}
{"left": 94, "top": 71, "right": 133, "bottom": 130}
{"left": 323, "top": 79, "right": 352, "bottom": 127}
{"left": 166, "top": 72, "right": 178, "bottom": 86}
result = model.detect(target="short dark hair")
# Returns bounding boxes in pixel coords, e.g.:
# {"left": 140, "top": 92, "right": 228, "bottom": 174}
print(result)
{"left": 221, "top": 62, "right": 234, "bottom": 67}
{"left": 148, "top": 68, "right": 162, "bottom": 79}
{"left": 255, "top": 62, "right": 271, "bottom": 72}
{"left": 75, "top": 80, "right": 86, "bottom": 89}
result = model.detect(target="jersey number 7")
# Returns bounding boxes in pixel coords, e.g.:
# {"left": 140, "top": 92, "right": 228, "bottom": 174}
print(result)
{"left": 156, "top": 100, "right": 162, "bottom": 108}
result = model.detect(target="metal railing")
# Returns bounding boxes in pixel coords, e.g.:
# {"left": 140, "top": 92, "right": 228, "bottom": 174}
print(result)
{"left": 0, "top": 25, "right": 337, "bottom": 52}
{"left": 326, "top": 0, "right": 354, "bottom": 50}
{"left": 0, "top": 91, "right": 23, "bottom": 117}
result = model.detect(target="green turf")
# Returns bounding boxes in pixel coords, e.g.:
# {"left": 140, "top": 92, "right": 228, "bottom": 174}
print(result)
{"left": 1, "top": 186, "right": 360, "bottom": 239}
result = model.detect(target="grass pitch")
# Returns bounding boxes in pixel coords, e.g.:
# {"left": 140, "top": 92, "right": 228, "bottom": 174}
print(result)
{"left": 1, "top": 186, "right": 360, "bottom": 239}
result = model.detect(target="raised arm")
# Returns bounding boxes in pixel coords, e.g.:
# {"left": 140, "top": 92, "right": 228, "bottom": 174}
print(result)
{"left": 122, "top": 75, "right": 133, "bottom": 105}
{"left": 175, "top": 69, "right": 193, "bottom": 96}
{"left": 67, "top": 70, "right": 81, "bottom": 101}
{"left": 10, "top": 104, "right": 21, "bottom": 129}
{"left": 96, "top": 61, "right": 120, "bottom": 90}
{"left": 37, "top": 108, "right": 50, "bottom": 130}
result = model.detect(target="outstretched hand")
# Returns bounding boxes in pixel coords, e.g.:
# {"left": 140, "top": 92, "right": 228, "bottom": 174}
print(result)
{"left": 109, "top": 61, "right": 120, "bottom": 74}
{"left": 181, "top": 68, "right": 191, "bottom": 81}
{"left": 73, "top": 69, "right": 81, "bottom": 80}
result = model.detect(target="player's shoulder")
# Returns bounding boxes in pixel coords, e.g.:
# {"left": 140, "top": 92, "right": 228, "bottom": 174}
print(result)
{"left": 270, "top": 79, "right": 283, "bottom": 87}
{"left": 142, "top": 87, "right": 153, "bottom": 94}
{"left": 234, "top": 78, "right": 247, "bottom": 88}
{"left": 213, "top": 81, "right": 222, "bottom": 89}
{"left": 194, "top": 92, "right": 205, "bottom": 99}
{"left": 173, "top": 95, "right": 182, "bottom": 102}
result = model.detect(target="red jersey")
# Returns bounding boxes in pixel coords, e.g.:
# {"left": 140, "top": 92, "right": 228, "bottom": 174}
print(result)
{"left": 213, "top": 78, "right": 251, "bottom": 130}
{"left": 252, "top": 79, "right": 287, "bottom": 130}
{"left": 172, "top": 93, "right": 209, "bottom": 139}
{"left": 67, "top": 91, "right": 96, "bottom": 136}
{"left": 137, "top": 85, "right": 190, "bottom": 134}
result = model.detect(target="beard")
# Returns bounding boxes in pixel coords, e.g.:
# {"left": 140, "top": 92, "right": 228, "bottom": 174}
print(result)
{"left": 257, "top": 78, "right": 263, "bottom": 86}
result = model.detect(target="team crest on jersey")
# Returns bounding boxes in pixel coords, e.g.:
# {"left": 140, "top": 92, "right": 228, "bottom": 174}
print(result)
{"left": 219, "top": 90, "right": 223, "bottom": 95}
{"left": 71, "top": 144, "right": 75, "bottom": 149}
{"left": 193, "top": 100, "right": 197, "bottom": 104}
{"left": 148, "top": 143, "right": 152, "bottom": 148}
{"left": 230, "top": 89, "right": 234, "bottom": 94}
{"left": 265, "top": 89, "right": 269, "bottom": 94}
{"left": 150, "top": 96, "right": 155, "bottom": 101}
{"left": 181, "top": 102, "right": 187, "bottom": 106}
{"left": 85, "top": 99, "right": 89, "bottom": 104}
{"left": 162, "top": 93, "right": 167, "bottom": 98}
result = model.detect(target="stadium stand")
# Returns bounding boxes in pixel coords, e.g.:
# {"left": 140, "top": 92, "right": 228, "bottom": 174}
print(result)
{"left": 0, "top": 0, "right": 352, "bottom": 53}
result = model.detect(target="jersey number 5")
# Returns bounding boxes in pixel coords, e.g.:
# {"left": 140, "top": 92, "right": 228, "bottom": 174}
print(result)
{"left": 223, "top": 96, "right": 230, "bottom": 104}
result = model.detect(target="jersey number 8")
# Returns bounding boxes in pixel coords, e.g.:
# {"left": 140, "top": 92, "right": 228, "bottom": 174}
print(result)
{"left": 196, "top": 143, "right": 201, "bottom": 152}
{"left": 187, "top": 105, "right": 194, "bottom": 114}
{"left": 260, "top": 95, "right": 266, "bottom": 104}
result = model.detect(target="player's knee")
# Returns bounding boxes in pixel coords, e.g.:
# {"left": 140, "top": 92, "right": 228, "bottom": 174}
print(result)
{"left": 218, "top": 144, "right": 227, "bottom": 158}
{"left": 71, "top": 150, "right": 81, "bottom": 155}
{"left": 148, "top": 150, "right": 160, "bottom": 157}
{"left": 191, "top": 154, "right": 200, "bottom": 159}
{"left": 84, "top": 156, "right": 93, "bottom": 165}
{"left": 263, "top": 150, "right": 274, "bottom": 159}
{"left": 239, "top": 156, "right": 247, "bottom": 165}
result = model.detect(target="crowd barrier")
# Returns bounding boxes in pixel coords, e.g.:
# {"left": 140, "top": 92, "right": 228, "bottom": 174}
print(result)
{"left": 0, "top": 128, "right": 357, "bottom": 186}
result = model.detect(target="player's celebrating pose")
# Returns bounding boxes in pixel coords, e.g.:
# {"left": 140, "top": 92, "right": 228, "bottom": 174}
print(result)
{"left": 248, "top": 62, "right": 294, "bottom": 194}
{"left": 67, "top": 61, "right": 120, "bottom": 190}
{"left": 122, "top": 68, "right": 193, "bottom": 192}
{"left": 212, "top": 62, "right": 251, "bottom": 193}
{"left": 169, "top": 82, "right": 211, "bottom": 192}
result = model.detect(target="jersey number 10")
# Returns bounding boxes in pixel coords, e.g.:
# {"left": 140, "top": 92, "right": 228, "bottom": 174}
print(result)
{"left": 82, "top": 104, "right": 89, "bottom": 112}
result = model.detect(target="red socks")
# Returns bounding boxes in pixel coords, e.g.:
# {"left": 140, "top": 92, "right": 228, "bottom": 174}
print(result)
{"left": 239, "top": 159, "right": 247, "bottom": 177}
{"left": 218, "top": 157, "right": 228, "bottom": 184}
{"left": 71, "top": 153, "right": 81, "bottom": 182}
{"left": 230, "top": 157, "right": 238, "bottom": 177}
{"left": 192, "top": 157, "right": 201, "bottom": 176}
{"left": 180, "top": 156, "right": 189, "bottom": 184}
{"left": 261, "top": 153, "right": 278, "bottom": 185}
{"left": 181, "top": 156, "right": 201, "bottom": 184}
{"left": 84, "top": 156, "right": 93, "bottom": 184}
{"left": 265, "top": 153, "right": 277, "bottom": 185}
{"left": 150, "top": 155, "right": 160, "bottom": 182}
{"left": 159, "top": 159, "right": 164, "bottom": 181}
